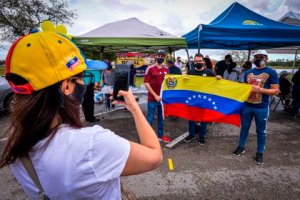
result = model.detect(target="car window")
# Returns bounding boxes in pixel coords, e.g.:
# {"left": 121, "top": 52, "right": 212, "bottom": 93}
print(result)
{"left": 0, "top": 77, "right": 9, "bottom": 86}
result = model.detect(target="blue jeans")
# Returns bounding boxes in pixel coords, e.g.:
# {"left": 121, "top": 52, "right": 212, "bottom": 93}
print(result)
{"left": 105, "top": 94, "right": 115, "bottom": 109}
{"left": 147, "top": 101, "right": 164, "bottom": 137}
{"left": 188, "top": 121, "right": 207, "bottom": 137}
{"left": 238, "top": 104, "right": 269, "bottom": 154}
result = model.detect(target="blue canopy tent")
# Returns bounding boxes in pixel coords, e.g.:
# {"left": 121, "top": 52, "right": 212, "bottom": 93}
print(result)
{"left": 183, "top": 2, "right": 300, "bottom": 53}
{"left": 86, "top": 59, "right": 107, "bottom": 70}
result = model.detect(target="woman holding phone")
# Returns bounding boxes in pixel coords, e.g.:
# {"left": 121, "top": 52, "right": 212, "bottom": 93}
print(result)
{"left": 0, "top": 31, "right": 162, "bottom": 199}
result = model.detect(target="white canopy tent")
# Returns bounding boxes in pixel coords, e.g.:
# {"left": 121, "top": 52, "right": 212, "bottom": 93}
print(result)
{"left": 267, "top": 11, "right": 300, "bottom": 75}
{"left": 279, "top": 11, "right": 300, "bottom": 26}
{"left": 73, "top": 18, "right": 186, "bottom": 56}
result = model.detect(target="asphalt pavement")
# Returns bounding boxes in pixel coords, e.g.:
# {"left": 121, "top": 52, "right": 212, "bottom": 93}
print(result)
{"left": 0, "top": 95, "right": 299, "bottom": 199}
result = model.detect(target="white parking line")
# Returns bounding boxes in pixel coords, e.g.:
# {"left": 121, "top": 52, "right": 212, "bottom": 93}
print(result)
{"left": 81, "top": 100, "right": 148, "bottom": 119}
{"left": 165, "top": 131, "right": 189, "bottom": 148}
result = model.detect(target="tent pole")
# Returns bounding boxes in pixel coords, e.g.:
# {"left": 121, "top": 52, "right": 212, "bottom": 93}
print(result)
{"left": 247, "top": 44, "right": 251, "bottom": 61}
{"left": 291, "top": 48, "right": 298, "bottom": 76}
{"left": 185, "top": 48, "right": 190, "bottom": 60}
{"left": 185, "top": 48, "right": 190, "bottom": 71}
{"left": 168, "top": 47, "right": 172, "bottom": 60}
{"left": 197, "top": 25, "right": 202, "bottom": 54}
{"left": 99, "top": 46, "right": 104, "bottom": 60}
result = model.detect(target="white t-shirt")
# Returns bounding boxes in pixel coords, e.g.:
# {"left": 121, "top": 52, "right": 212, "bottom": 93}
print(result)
{"left": 174, "top": 61, "right": 182, "bottom": 69}
{"left": 11, "top": 125, "right": 130, "bottom": 200}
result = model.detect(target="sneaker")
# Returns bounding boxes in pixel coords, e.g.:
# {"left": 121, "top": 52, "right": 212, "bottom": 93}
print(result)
{"left": 184, "top": 135, "right": 196, "bottom": 142}
{"left": 160, "top": 135, "right": 171, "bottom": 143}
{"left": 232, "top": 146, "right": 245, "bottom": 156}
{"left": 255, "top": 152, "right": 264, "bottom": 165}
{"left": 199, "top": 136, "right": 205, "bottom": 145}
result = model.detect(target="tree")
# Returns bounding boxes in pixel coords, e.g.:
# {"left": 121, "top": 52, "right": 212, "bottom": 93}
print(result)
{"left": 0, "top": 0, "right": 77, "bottom": 42}
{"left": 225, "top": 50, "right": 248, "bottom": 66}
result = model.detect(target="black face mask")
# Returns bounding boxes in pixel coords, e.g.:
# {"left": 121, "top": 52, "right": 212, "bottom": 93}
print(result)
{"left": 194, "top": 63, "right": 204, "bottom": 69}
{"left": 107, "top": 66, "right": 112, "bottom": 70}
{"left": 156, "top": 58, "right": 164, "bottom": 64}
{"left": 254, "top": 59, "right": 265, "bottom": 68}
{"left": 71, "top": 83, "right": 86, "bottom": 104}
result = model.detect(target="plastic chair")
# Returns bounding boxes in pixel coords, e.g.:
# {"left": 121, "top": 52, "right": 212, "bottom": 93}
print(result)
{"left": 272, "top": 93, "right": 292, "bottom": 112}
{"left": 272, "top": 94, "right": 285, "bottom": 111}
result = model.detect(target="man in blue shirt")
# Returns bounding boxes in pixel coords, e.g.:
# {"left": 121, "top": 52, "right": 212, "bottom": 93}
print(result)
{"left": 233, "top": 55, "right": 279, "bottom": 165}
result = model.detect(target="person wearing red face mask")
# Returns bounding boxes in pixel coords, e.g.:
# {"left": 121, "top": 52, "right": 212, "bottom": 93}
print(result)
{"left": 184, "top": 53, "right": 222, "bottom": 145}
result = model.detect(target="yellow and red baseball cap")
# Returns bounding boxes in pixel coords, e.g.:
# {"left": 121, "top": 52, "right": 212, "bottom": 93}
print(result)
{"left": 5, "top": 32, "right": 87, "bottom": 94}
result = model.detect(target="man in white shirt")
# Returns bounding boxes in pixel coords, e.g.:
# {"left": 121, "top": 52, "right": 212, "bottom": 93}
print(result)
{"left": 174, "top": 56, "right": 182, "bottom": 70}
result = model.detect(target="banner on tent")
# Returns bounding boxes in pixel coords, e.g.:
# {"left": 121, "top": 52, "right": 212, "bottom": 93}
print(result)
{"left": 116, "top": 52, "right": 156, "bottom": 68}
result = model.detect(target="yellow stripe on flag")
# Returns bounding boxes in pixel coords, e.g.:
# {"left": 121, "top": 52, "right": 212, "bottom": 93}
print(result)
{"left": 168, "top": 158, "right": 174, "bottom": 171}
{"left": 162, "top": 75, "right": 251, "bottom": 102}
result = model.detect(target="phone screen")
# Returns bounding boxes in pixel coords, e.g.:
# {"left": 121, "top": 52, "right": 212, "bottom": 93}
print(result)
{"left": 113, "top": 64, "right": 130, "bottom": 101}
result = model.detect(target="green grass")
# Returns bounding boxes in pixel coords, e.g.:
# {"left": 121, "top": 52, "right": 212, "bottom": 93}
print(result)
{"left": 271, "top": 66, "right": 297, "bottom": 69}
{"left": 0, "top": 66, "right": 4, "bottom": 76}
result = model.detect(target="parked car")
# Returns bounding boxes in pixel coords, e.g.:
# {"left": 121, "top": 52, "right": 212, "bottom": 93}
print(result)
{"left": 0, "top": 76, "right": 13, "bottom": 112}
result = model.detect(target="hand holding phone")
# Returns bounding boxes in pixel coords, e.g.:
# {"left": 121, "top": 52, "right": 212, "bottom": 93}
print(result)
{"left": 113, "top": 64, "right": 130, "bottom": 101}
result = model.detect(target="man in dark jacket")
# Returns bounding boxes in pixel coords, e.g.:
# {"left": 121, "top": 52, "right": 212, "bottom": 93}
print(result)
{"left": 184, "top": 53, "right": 222, "bottom": 145}
{"left": 215, "top": 54, "right": 233, "bottom": 77}
{"left": 279, "top": 71, "right": 292, "bottom": 97}
{"left": 167, "top": 60, "right": 182, "bottom": 75}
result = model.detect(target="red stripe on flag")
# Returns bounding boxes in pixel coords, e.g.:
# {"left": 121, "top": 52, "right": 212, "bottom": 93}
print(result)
{"left": 164, "top": 103, "right": 241, "bottom": 127}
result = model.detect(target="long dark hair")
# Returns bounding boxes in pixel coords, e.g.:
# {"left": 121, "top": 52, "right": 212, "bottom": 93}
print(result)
{"left": 0, "top": 76, "right": 82, "bottom": 168}
{"left": 204, "top": 57, "right": 212, "bottom": 70}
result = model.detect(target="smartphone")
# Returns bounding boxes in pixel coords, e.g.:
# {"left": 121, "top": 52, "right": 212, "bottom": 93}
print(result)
{"left": 113, "top": 64, "right": 130, "bottom": 101}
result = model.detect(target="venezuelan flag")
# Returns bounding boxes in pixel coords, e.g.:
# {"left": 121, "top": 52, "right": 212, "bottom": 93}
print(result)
{"left": 161, "top": 75, "right": 252, "bottom": 127}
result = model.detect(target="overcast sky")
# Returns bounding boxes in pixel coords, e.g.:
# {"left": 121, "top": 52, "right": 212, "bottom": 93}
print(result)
{"left": 0, "top": 0, "right": 299, "bottom": 61}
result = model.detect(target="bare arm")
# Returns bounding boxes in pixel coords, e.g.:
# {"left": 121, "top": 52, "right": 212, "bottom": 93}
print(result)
{"left": 252, "top": 84, "right": 279, "bottom": 95}
{"left": 112, "top": 90, "right": 162, "bottom": 176}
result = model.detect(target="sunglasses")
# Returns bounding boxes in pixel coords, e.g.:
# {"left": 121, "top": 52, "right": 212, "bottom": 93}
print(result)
{"left": 255, "top": 55, "right": 266, "bottom": 59}
{"left": 70, "top": 76, "right": 83, "bottom": 83}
